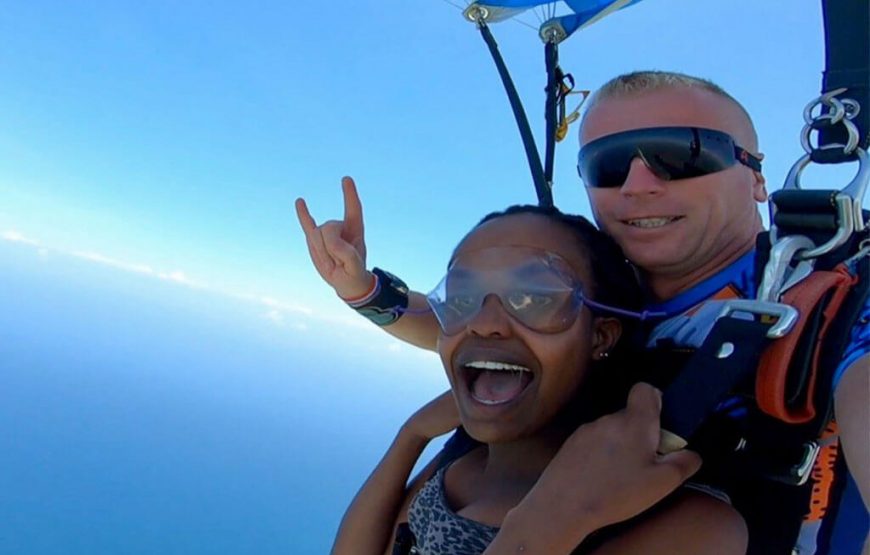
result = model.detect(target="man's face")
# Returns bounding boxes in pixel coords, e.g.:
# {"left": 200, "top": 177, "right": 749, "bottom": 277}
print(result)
{"left": 581, "top": 87, "right": 767, "bottom": 283}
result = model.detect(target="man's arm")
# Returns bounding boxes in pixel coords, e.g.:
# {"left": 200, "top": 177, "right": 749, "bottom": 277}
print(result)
{"left": 483, "top": 383, "right": 713, "bottom": 555}
{"left": 585, "top": 490, "right": 747, "bottom": 555}
{"left": 835, "top": 353, "right": 870, "bottom": 510}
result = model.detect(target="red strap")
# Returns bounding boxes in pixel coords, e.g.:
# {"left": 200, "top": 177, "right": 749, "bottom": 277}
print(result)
{"left": 756, "top": 265, "right": 857, "bottom": 423}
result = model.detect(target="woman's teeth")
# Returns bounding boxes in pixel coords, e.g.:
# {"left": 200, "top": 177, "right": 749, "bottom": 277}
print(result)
{"left": 465, "top": 361, "right": 530, "bottom": 372}
{"left": 463, "top": 361, "right": 532, "bottom": 406}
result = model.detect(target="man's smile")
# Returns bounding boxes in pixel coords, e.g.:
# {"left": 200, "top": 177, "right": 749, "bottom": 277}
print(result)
{"left": 622, "top": 216, "right": 684, "bottom": 229}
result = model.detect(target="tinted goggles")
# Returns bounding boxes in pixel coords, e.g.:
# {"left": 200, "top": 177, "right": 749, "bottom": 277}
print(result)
{"left": 426, "top": 246, "right": 656, "bottom": 335}
{"left": 577, "top": 126, "right": 762, "bottom": 188}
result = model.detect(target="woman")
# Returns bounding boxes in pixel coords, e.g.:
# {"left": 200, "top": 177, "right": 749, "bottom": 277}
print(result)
{"left": 298, "top": 189, "right": 747, "bottom": 554}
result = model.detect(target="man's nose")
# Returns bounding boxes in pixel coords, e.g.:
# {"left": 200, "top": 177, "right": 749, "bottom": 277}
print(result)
{"left": 467, "top": 294, "right": 512, "bottom": 337}
{"left": 620, "top": 157, "right": 667, "bottom": 197}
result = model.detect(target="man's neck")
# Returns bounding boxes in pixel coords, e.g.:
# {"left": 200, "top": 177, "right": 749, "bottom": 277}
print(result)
{"left": 643, "top": 238, "right": 757, "bottom": 302}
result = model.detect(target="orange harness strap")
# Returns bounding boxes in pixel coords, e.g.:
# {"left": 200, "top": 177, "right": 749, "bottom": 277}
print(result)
{"left": 756, "top": 264, "right": 858, "bottom": 423}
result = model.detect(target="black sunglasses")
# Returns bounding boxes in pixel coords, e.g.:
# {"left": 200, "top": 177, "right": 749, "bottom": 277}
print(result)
{"left": 577, "top": 126, "right": 762, "bottom": 188}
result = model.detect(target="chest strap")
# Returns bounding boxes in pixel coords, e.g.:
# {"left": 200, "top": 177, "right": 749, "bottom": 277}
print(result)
{"left": 756, "top": 263, "right": 859, "bottom": 424}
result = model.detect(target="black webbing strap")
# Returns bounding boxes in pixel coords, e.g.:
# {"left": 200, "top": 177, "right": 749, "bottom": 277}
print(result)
{"left": 476, "top": 23, "right": 553, "bottom": 208}
{"left": 544, "top": 40, "right": 558, "bottom": 193}
{"left": 659, "top": 316, "right": 775, "bottom": 450}
{"left": 391, "top": 522, "right": 416, "bottom": 555}
{"left": 818, "top": 0, "right": 870, "bottom": 160}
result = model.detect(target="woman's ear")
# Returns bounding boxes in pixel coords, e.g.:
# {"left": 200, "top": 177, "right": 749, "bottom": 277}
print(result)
{"left": 591, "top": 316, "right": 621, "bottom": 360}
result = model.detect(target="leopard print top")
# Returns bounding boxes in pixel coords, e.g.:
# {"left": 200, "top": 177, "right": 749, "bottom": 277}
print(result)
{"left": 407, "top": 466, "right": 499, "bottom": 554}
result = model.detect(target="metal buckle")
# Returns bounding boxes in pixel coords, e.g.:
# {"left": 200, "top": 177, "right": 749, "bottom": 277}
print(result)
{"left": 717, "top": 299, "right": 800, "bottom": 339}
{"left": 768, "top": 441, "right": 821, "bottom": 486}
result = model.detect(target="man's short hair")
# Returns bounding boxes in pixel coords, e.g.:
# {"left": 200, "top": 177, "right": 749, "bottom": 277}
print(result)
{"left": 581, "top": 70, "right": 758, "bottom": 149}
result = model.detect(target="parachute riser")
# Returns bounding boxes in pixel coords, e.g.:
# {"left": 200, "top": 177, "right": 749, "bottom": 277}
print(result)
{"left": 467, "top": 16, "right": 553, "bottom": 207}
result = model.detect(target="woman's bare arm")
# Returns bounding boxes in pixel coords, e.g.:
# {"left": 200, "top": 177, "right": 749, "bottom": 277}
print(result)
{"left": 331, "top": 392, "right": 459, "bottom": 555}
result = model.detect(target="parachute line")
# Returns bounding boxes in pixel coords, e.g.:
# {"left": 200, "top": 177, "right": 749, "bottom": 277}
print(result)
{"left": 477, "top": 22, "right": 553, "bottom": 207}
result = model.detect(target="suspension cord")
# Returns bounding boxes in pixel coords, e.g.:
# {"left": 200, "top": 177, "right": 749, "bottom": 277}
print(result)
{"left": 476, "top": 21, "right": 553, "bottom": 208}
{"left": 544, "top": 40, "right": 559, "bottom": 194}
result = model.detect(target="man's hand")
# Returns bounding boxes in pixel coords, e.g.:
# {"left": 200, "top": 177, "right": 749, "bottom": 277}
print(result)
{"left": 515, "top": 383, "right": 702, "bottom": 547}
{"left": 295, "top": 176, "right": 372, "bottom": 300}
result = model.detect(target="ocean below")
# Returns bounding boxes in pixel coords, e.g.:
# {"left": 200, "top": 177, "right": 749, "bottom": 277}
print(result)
{"left": 0, "top": 243, "right": 447, "bottom": 554}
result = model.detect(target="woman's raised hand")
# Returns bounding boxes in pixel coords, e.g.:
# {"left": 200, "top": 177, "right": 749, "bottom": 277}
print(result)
{"left": 295, "top": 176, "right": 373, "bottom": 300}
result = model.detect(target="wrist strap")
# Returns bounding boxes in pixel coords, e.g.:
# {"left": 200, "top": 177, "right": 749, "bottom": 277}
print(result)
{"left": 348, "top": 267, "right": 409, "bottom": 326}
{"left": 341, "top": 273, "right": 378, "bottom": 305}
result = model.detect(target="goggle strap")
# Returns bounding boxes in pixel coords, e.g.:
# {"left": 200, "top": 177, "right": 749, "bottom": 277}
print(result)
{"left": 581, "top": 297, "right": 667, "bottom": 321}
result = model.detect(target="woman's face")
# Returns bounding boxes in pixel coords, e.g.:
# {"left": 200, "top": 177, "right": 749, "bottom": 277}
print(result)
{"left": 437, "top": 213, "right": 619, "bottom": 444}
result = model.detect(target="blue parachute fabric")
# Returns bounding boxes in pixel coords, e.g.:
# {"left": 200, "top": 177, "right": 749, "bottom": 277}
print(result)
{"left": 557, "top": 0, "right": 644, "bottom": 36}
{"left": 474, "top": 0, "right": 645, "bottom": 37}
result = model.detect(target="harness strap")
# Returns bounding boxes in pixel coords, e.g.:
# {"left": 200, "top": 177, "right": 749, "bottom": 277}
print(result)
{"left": 392, "top": 522, "right": 417, "bottom": 554}
{"left": 819, "top": 0, "right": 870, "bottom": 157}
{"left": 756, "top": 264, "right": 858, "bottom": 423}
{"left": 659, "top": 316, "right": 775, "bottom": 453}
{"left": 475, "top": 22, "right": 552, "bottom": 207}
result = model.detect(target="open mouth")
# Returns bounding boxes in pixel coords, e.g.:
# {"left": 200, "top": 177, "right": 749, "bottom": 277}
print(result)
{"left": 461, "top": 360, "right": 534, "bottom": 406}
{"left": 623, "top": 216, "right": 683, "bottom": 229}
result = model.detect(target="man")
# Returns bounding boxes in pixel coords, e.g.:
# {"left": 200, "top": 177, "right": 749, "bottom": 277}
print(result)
{"left": 296, "top": 71, "right": 869, "bottom": 554}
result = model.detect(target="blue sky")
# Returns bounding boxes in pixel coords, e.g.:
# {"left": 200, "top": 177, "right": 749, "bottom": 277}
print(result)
{"left": 0, "top": 0, "right": 853, "bottom": 349}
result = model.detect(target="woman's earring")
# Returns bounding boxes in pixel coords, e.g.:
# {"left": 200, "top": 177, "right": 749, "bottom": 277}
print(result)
{"left": 596, "top": 351, "right": 610, "bottom": 360}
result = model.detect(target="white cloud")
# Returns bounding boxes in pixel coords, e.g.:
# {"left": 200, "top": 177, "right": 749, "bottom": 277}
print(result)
{"left": 157, "top": 270, "right": 205, "bottom": 288}
{"left": 71, "top": 251, "right": 156, "bottom": 276}
{"left": 264, "top": 309, "right": 286, "bottom": 326}
{"left": 3, "top": 228, "right": 395, "bottom": 341}
{"left": 255, "top": 295, "right": 313, "bottom": 315}
{"left": 1, "top": 229, "right": 41, "bottom": 246}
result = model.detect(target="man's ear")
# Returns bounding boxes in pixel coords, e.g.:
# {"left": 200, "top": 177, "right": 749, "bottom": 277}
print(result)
{"left": 591, "top": 317, "right": 622, "bottom": 360}
{"left": 752, "top": 152, "right": 768, "bottom": 202}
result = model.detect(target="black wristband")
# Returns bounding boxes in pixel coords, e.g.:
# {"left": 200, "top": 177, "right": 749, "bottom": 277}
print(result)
{"left": 352, "top": 267, "right": 410, "bottom": 326}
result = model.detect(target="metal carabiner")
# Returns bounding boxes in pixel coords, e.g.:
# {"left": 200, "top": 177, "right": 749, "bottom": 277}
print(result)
{"left": 757, "top": 235, "right": 816, "bottom": 303}
{"left": 803, "top": 88, "right": 849, "bottom": 126}
{"left": 778, "top": 147, "right": 869, "bottom": 259}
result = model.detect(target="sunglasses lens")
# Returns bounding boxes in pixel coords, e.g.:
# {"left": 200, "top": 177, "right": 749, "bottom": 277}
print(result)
{"left": 578, "top": 127, "right": 738, "bottom": 188}
{"left": 577, "top": 141, "right": 632, "bottom": 188}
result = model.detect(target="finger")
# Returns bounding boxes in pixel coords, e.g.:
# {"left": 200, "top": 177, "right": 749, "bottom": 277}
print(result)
{"left": 626, "top": 382, "right": 662, "bottom": 421}
{"left": 626, "top": 382, "right": 666, "bottom": 451}
{"left": 341, "top": 176, "right": 365, "bottom": 239}
{"left": 304, "top": 226, "right": 337, "bottom": 276}
{"left": 657, "top": 448, "right": 703, "bottom": 483}
{"left": 322, "top": 222, "right": 364, "bottom": 270}
{"left": 657, "top": 429, "right": 689, "bottom": 454}
{"left": 295, "top": 198, "right": 317, "bottom": 236}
